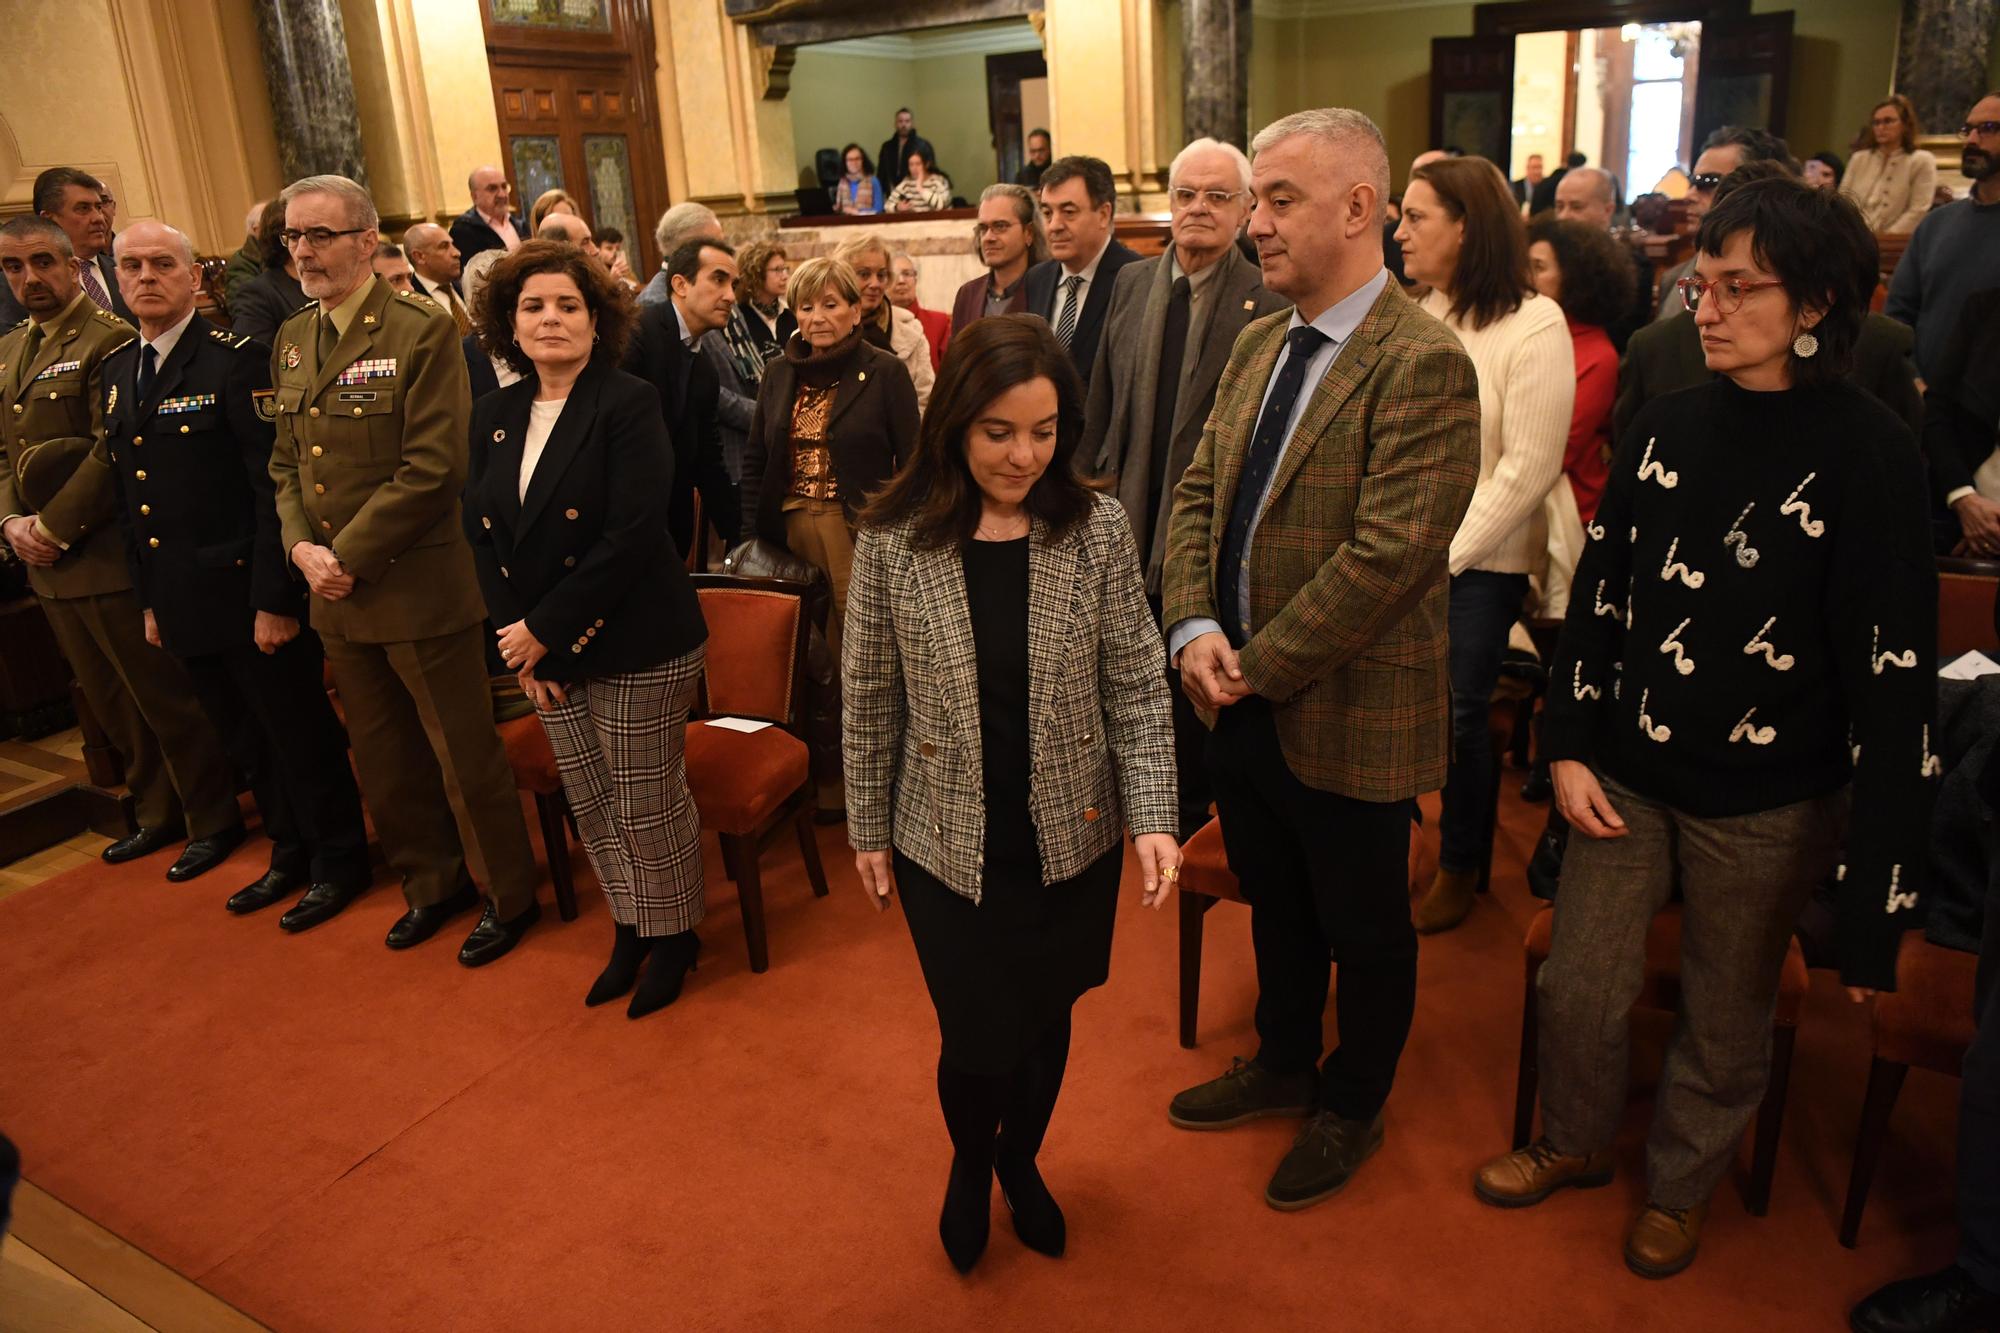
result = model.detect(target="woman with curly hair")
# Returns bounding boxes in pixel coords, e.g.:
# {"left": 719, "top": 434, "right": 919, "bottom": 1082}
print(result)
{"left": 1527, "top": 214, "right": 1638, "bottom": 521}
{"left": 463, "top": 239, "right": 711, "bottom": 1018}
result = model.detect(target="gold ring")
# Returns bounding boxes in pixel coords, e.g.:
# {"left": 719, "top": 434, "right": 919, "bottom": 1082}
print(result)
{"left": 1161, "top": 863, "right": 1180, "bottom": 881}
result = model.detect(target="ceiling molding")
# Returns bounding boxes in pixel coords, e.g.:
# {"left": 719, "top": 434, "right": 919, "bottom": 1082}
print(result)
{"left": 1252, "top": 0, "right": 1472, "bottom": 18}
{"left": 802, "top": 24, "right": 1042, "bottom": 60}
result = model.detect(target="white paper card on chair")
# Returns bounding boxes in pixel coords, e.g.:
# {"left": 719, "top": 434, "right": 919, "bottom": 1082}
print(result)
{"left": 1940, "top": 650, "right": 2000, "bottom": 680}
{"left": 707, "top": 716, "right": 775, "bottom": 733}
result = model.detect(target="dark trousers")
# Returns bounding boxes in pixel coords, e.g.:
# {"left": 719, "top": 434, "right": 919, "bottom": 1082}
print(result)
{"left": 1962, "top": 854, "right": 2000, "bottom": 1289}
{"left": 1439, "top": 570, "right": 1529, "bottom": 871}
{"left": 1206, "top": 695, "right": 1417, "bottom": 1120}
{"left": 182, "top": 631, "right": 369, "bottom": 888}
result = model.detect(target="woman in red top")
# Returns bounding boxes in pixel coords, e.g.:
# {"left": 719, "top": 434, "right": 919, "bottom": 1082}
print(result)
{"left": 1526, "top": 216, "right": 1637, "bottom": 522}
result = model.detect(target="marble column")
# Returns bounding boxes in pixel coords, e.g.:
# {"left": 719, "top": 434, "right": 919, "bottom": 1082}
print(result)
{"left": 250, "top": 0, "right": 369, "bottom": 186}
{"left": 1894, "top": 0, "right": 1997, "bottom": 138}
{"left": 1183, "top": 0, "right": 1253, "bottom": 150}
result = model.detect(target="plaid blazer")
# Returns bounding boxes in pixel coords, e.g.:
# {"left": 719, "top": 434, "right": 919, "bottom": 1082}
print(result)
{"left": 843, "top": 492, "right": 1177, "bottom": 903}
{"left": 1161, "top": 280, "right": 1482, "bottom": 801}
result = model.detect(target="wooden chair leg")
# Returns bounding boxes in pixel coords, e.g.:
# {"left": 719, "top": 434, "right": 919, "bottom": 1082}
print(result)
{"left": 1840, "top": 1057, "right": 1910, "bottom": 1248}
{"left": 1178, "top": 891, "right": 1207, "bottom": 1049}
{"left": 1512, "top": 956, "right": 1540, "bottom": 1149}
{"left": 727, "top": 832, "right": 769, "bottom": 974}
{"left": 536, "top": 792, "right": 578, "bottom": 922}
{"left": 1745, "top": 1023, "right": 1797, "bottom": 1216}
{"left": 793, "top": 802, "right": 829, "bottom": 897}
{"left": 717, "top": 833, "right": 741, "bottom": 884}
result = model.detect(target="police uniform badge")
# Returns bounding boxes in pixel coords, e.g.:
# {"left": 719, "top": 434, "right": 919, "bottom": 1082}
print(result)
{"left": 107, "top": 383, "right": 119, "bottom": 414}
{"left": 252, "top": 388, "right": 277, "bottom": 422}
{"left": 283, "top": 343, "right": 301, "bottom": 370}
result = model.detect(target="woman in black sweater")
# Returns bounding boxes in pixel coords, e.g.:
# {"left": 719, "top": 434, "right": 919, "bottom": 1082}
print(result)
{"left": 1474, "top": 178, "right": 1937, "bottom": 1278}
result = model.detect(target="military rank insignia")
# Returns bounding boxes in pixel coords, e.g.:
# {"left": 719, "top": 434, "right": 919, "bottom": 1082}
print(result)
{"left": 252, "top": 389, "right": 277, "bottom": 422}
{"left": 107, "top": 384, "right": 119, "bottom": 414}
{"left": 335, "top": 358, "right": 397, "bottom": 386}
{"left": 31, "top": 360, "right": 81, "bottom": 381}
{"left": 157, "top": 394, "right": 217, "bottom": 415}
{"left": 283, "top": 343, "right": 302, "bottom": 370}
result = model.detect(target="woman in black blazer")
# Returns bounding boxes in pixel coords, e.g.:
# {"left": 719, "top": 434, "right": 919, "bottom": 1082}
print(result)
{"left": 465, "top": 239, "right": 709, "bottom": 1017}
{"left": 739, "top": 255, "right": 920, "bottom": 661}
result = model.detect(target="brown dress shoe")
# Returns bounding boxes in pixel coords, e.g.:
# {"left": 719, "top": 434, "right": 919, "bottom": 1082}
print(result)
{"left": 1473, "top": 1137, "right": 1615, "bottom": 1208}
{"left": 1624, "top": 1200, "right": 1708, "bottom": 1279}
{"left": 1413, "top": 866, "right": 1479, "bottom": 934}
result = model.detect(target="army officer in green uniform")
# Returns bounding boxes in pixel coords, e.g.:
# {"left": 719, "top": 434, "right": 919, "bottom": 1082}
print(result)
{"left": 267, "top": 175, "right": 540, "bottom": 967}
{"left": 0, "top": 215, "right": 242, "bottom": 877}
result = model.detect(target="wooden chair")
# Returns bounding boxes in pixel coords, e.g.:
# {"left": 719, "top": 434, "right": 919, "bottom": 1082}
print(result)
{"left": 1839, "top": 933, "right": 1980, "bottom": 1247}
{"left": 1510, "top": 904, "right": 1810, "bottom": 1216}
{"left": 685, "top": 574, "right": 829, "bottom": 972}
{"left": 496, "top": 713, "right": 578, "bottom": 921}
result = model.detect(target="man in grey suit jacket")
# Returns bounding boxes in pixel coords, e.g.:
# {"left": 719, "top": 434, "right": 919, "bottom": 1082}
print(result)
{"left": 1086, "top": 138, "right": 1289, "bottom": 839}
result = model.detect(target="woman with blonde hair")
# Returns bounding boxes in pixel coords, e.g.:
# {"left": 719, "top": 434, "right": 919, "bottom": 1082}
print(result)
{"left": 832, "top": 231, "right": 936, "bottom": 409}
{"left": 529, "top": 188, "right": 582, "bottom": 231}
{"left": 1841, "top": 95, "right": 1938, "bottom": 233}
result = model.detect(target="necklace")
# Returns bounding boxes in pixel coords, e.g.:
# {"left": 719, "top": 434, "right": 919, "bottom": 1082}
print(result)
{"left": 975, "top": 515, "right": 1028, "bottom": 541}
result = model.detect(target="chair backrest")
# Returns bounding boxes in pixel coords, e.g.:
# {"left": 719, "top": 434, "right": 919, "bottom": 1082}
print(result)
{"left": 690, "top": 573, "right": 812, "bottom": 732}
{"left": 1937, "top": 560, "right": 2000, "bottom": 660}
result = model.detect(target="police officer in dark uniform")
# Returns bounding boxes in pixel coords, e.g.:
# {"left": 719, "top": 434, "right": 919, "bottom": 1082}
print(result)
{"left": 97, "top": 220, "right": 369, "bottom": 924}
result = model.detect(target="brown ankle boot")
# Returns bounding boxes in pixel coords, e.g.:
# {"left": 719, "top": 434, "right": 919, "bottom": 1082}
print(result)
{"left": 1624, "top": 1200, "right": 1708, "bottom": 1278}
{"left": 1414, "top": 867, "right": 1479, "bottom": 934}
{"left": 1473, "top": 1138, "right": 1615, "bottom": 1208}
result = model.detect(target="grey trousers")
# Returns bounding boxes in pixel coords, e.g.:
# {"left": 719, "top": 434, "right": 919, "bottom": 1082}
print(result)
{"left": 1536, "top": 771, "right": 1845, "bottom": 1208}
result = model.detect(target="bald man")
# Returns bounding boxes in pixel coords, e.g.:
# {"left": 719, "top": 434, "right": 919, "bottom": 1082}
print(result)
{"left": 450, "top": 166, "right": 525, "bottom": 266}
{"left": 536, "top": 211, "right": 600, "bottom": 261}
{"left": 1553, "top": 166, "right": 1617, "bottom": 229}
{"left": 403, "top": 223, "right": 469, "bottom": 333}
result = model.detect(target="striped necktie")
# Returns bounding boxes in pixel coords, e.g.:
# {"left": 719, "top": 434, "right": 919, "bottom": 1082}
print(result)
{"left": 77, "top": 259, "right": 112, "bottom": 312}
{"left": 1053, "top": 274, "right": 1083, "bottom": 347}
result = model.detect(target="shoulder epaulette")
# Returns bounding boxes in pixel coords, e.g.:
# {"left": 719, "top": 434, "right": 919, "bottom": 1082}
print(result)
{"left": 7, "top": 317, "right": 25, "bottom": 332}
{"left": 92, "top": 307, "right": 129, "bottom": 326}
{"left": 208, "top": 327, "right": 254, "bottom": 349}
{"left": 395, "top": 289, "right": 447, "bottom": 317}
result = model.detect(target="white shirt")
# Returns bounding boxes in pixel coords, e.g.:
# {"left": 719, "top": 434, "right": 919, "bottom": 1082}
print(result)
{"left": 1052, "top": 233, "right": 1114, "bottom": 322}
{"left": 520, "top": 397, "right": 566, "bottom": 502}
{"left": 137, "top": 308, "right": 197, "bottom": 375}
{"left": 414, "top": 272, "right": 465, "bottom": 316}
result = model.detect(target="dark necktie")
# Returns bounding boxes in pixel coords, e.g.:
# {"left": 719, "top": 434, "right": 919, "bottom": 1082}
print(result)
{"left": 137, "top": 343, "right": 158, "bottom": 403}
{"left": 1215, "top": 324, "right": 1331, "bottom": 646}
{"left": 1145, "top": 276, "right": 1193, "bottom": 533}
{"left": 1053, "top": 274, "right": 1083, "bottom": 347}
{"left": 77, "top": 259, "right": 112, "bottom": 312}
{"left": 316, "top": 314, "right": 338, "bottom": 366}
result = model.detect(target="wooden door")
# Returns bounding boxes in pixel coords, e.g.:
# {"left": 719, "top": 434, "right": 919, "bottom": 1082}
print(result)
{"left": 482, "top": 0, "right": 669, "bottom": 277}
{"left": 986, "top": 51, "right": 1049, "bottom": 188}
{"left": 1691, "top": 10, "right": 1793, "bottom": 147}
{"left": 1430, "top": 35, "right": 1515, "bottom": 167}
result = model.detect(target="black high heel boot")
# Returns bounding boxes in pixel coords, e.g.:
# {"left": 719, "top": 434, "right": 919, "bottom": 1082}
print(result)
{"left": 995, "top": 1142, "right": 1065, "bottom": 1257}
{"left": 996, "top": 1013, "right": 1070, "bottom": 1256}
{"left": 939, "top": 1152, "right": 992, "bottom": 1274}
{"left": 585, "top": 922, "right": 653, "bottom": 1007}
{"left": 626, "top": 930, "right": 700, "bottom": 1018}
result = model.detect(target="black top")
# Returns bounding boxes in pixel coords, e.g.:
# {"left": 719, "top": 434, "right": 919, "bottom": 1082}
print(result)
{"left": 1542, "top": 378, "right": 1938, "bottom": 990}
{"left": 964, "top": 536, "right": 1037, "bottom": 870}
{"left": 230, "top": 267, "right": 308, "bottom": 347}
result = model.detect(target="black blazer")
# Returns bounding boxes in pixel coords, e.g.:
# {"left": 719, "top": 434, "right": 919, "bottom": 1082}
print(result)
{"left": 463, "top": 360, "right": 705, "bottom": 685}
{"left": 1024, "top": 239, "right": 1141, "bottom": 391}
{"left": 449, "top": 206, "right": 527, "bottom": 267}
{"left": 740, "top": 335, "right": 919, "bottom": 545}
{"left": 620, "top": 302, "right": 741, "bottom": 554}
{"left": 99, "top": 314, "right": 297, "bottom": 658}
{"left": 463, "top": 332, "right": 500, "bottom": 401}
{"left": 230, "top": 266, "right": 308, "bottom": 346}
{"left": 1922, "top": 287, "right": 2000, "bottom": 507}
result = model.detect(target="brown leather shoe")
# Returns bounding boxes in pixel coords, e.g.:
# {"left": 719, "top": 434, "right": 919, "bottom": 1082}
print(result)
{"left": 1473, "top": 1137, "right": 1615, "bottom": 1208}
{"left": 1624, "top": 1200, "right": 1708, "bottom": 1278}
{"left": 1413, "top": 866, "right": 1479, "bottom": 934}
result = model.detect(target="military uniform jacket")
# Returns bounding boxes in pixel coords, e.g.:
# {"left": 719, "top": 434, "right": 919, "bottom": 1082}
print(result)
{"left": 268, "top": 277, "right": 485, "bottom": 644}
{"left": 0, "top": 295, "right": 135, "bottom": 598}
{"left": 98, "top": 314, "right": 299, "bottom": 657}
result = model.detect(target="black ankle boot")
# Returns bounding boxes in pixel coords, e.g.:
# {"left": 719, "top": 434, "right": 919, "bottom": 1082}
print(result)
{"left": 585, "top": 922, "right": 653, "bottom": 1007}
{"left": 939, "top": 1152, "right": 992, "bottom": 1274}
{"left": 627, "top": 930, "right": 700, "bottom": 1019}
{"left": 995, "top": 1139, "right": 1065, "bottom": 1257}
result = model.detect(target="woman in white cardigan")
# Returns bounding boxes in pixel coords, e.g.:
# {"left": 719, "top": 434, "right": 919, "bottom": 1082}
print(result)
{"left": 1841, "top": 95, "right": 1938, "bottom": 234}
{"left": 833, "top": 231, "right": 936, "bottom": 410}
{"left": 1394, "top": 155, "right": 1575, "bottom": 934}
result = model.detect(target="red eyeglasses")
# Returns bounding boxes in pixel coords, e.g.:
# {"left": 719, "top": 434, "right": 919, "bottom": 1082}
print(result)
{"left": 1677, "top": 275, "right": 1785, "bottom": 315}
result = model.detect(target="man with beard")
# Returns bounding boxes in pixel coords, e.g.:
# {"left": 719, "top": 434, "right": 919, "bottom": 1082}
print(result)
{"left": 1887, "top": 91, "right": 2000, "bottom": 382}
{"left": 950, "top": 184, "right": 1044, "bottom": 337}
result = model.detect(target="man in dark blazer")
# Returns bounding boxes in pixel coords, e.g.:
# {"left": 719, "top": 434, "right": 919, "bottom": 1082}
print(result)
{"left": 877, "top": 108, "right": 935, "bottom": 195}
{"left": 1087, "top": 138, "right": 1289, "bottom": 841}
{"left": 1511, "top": 153, "right": 1545, "bottom": 208}
{"left": 1913, "top": 286, "right": 2000, "bottom": 554}
{"left": 950, "top": 183, "right": 1042, "bottom": 338}
{"left": 621, "top": 237, "right": 742, "bottom": 560}
{"left": 1025, "top": 156, "right": 1140, "bottom": 392}
{"left": 97, "top": 221, "right": 369, "bottom": 924}
{"left": 1160, "top": 109, "right": 1480, "bottom": 1213}
{"left": 0, "top": 168, "right": 131, "bottom": 327}
{"left": 448, "top": 166, "right": 526, "bottom": 267}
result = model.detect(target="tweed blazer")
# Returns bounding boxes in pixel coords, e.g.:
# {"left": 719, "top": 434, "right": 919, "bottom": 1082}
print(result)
{"left": 1160, "top": 280, "right": 1482, "bottom": 801}
{"left": 843, "top": 492, "right": 1177, "bottom": 903}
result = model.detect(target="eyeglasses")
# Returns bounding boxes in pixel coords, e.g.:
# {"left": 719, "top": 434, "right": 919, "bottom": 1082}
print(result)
{"left": 1170, "top": 187, "right": 1245, "bottom": 209}
{"left": 972, "top": 220, "right": 1017, "bottom": 236}
{"left": 1677, "top": 275, "right": 1784, "bottom": 315}
{"left": 280, "top": 227, "right": 367, "bottom": 250}
{"left": 1962, "top": 120, "right": 2000, "bottom": 138}
{"left": 1689, "top": 172, "right": 1724, "bottom": 193}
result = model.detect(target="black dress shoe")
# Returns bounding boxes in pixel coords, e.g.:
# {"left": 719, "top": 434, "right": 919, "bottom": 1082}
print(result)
{"left": 102, "top": 824, "right": 184, "bottom": 864}
{"left": 280, "top": 881, "right": 363, "bottom": 933}
{"left": 458, "top": 900, "right": 540, "bottom": 968}
{"left": 226, "top": 868, "right": 302, "bottom": 915}
{"left": 384, "top": 883, "right": 480, "bottom": 950}
{"left": 165, "top": 825, "right": 247, "bottom": 882}
{"left": 1264, "top": 1110, "right": 1385, "bottom": 1211}
{"left": 1850, "top": 1264, "right": 2000, "bottom": 1333}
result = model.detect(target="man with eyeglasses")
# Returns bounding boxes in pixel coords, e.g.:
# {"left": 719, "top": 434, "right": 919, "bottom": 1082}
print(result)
{"left": 1085, "top": 138, "right": 1288, "bottom": 843}
{"left": 949, "top": 183, "right": 1043, "bottom": 337}
{"left": 1886, "top": 92, "right": 2000, "bottom": 385}
{"left": 1651, "top": 126, "right": 1795, "bottom": 322}
{"left": 1026, "top": 155, "right": 1141, "bottom": 390}
{"left": 267, "top": 174, "right": 543, "bottom": 968}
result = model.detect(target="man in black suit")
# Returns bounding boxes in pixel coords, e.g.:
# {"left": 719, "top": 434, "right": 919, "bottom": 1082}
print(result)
{"left": 622, "top": 238, "right": 741, "bottom": 561}
{"left": 98, "top": 221, "right": 369, "bottom": 925}
{"left": 0, "top": 168, "right": 130, "bottom": 327}
{"left": 1511, "top": 153, "right": 1545, "bottom": 208}
{"left": 1025, "top": 155, "right": 1141, "bottom": 392}
{"left": 448, "top": 166, "right": 526, "bottom": 267}
{"left": 878, "top": 108, "right": 935, "bottom": 195}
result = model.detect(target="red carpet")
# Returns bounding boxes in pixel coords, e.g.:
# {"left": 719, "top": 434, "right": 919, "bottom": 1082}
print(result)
{"left": 0, "top": 785, "right": 1962, "bottom": 1330}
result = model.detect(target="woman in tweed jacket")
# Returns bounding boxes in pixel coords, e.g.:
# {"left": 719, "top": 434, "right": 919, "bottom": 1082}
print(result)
{"left": 843, "top": 315, "right": 1179, "bottom": 1275}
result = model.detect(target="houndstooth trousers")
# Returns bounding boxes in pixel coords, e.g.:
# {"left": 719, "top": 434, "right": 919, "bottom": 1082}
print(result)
{"left": 536, "top": 646, "right": 706, "bottom": 936}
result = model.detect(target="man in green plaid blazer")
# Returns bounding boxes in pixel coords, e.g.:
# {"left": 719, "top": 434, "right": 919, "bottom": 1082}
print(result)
{"left": 1159, "top": 109, "right": 1481, "bottom": 1213}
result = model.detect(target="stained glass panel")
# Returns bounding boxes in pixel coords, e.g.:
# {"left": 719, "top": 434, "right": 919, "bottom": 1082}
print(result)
{"left": 583, "top": 135, "right": 637, "bottom": 252}
{"left": 488, "top": 0, "right": 609, "bottom": 32}
{"left": 510, "top": 136, "right": 563, "bottom": 208}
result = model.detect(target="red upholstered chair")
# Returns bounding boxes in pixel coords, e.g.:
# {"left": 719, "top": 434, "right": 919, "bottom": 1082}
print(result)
{"left": 1511, "top": 904, "right": 1810, "bottom": 1216}
{"left": 1935, "top": 556, "right": 2000, "bottom": 660}
{"left": 1175, "top": 816, "right": 1430, "bottom": 1049}
{"left": 685, "top": 574, "right": 829, "bottom": 972}
{"left": 1839, "top": 933, "right": 1980, "bottom": 1247}
{"left": 497, "top": 713, "right": 577, "bottom": 921}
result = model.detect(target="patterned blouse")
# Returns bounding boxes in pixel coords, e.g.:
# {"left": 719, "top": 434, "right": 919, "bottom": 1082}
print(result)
{"left": 788, "top": 381, "right": 841, "bottom": 500}
{"left": 886, "top": 173, "right": 953, "bottom": 213}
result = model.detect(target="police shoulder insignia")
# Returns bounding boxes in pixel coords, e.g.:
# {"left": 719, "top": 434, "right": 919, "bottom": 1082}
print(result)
{"left": 251, "top": 388, "right": 278, "bottom": 422}
{"left": 107, "top": 383, "right": 119, "bottom": 414}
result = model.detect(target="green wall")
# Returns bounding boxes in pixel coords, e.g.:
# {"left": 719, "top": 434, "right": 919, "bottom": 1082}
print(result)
{"left": 1758, "top": 0, "right": 1901, "bottom": 157}
{"left": 788, "top": 47, "right": 999, "bottom": 203}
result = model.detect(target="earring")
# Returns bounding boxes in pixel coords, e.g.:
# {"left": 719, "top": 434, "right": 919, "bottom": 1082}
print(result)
{"left": 1792, "top": 330, "right": 1819, "bottom": 358}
